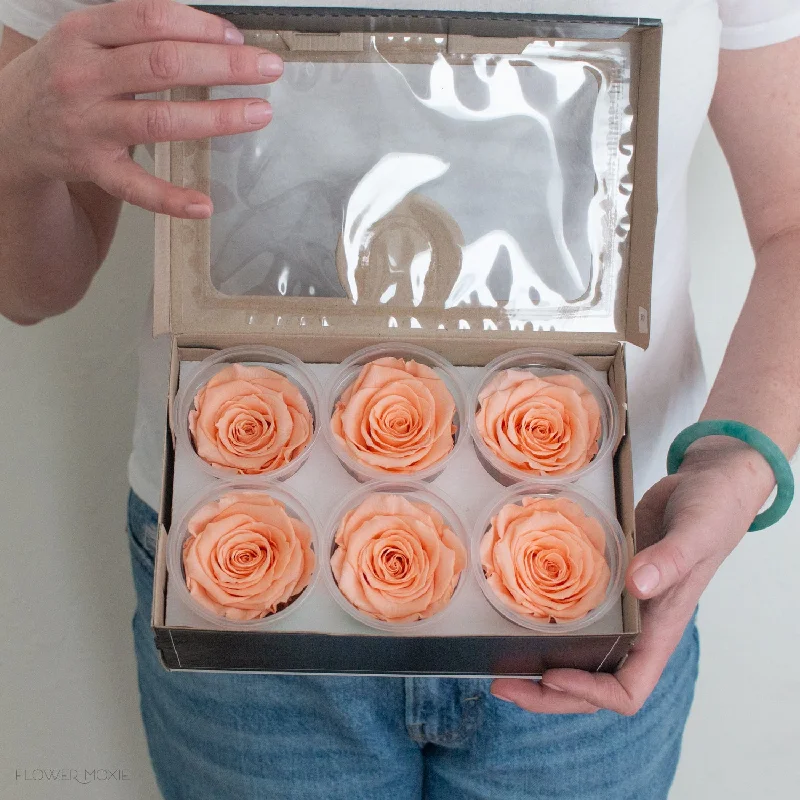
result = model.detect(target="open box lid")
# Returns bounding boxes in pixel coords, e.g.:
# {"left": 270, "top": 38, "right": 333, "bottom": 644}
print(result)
{"left": 154, "top": 7, "right": 661, "bottom": 351}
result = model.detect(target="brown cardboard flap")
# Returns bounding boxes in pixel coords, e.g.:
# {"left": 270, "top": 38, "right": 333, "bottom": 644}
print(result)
{"left": 154, "top": 9, "right": 660, "bottom": 350}
{"left": 281, "top": 30, "right": 364, "bottom": 51}
{"left": 201, "top": 7, "right": 651, "bottom": 39}
{"left": 623, "top": 25, "right": 661, "bottom": 349}
{"left": 153, "top": 138, "right": 171, "bottom": 337}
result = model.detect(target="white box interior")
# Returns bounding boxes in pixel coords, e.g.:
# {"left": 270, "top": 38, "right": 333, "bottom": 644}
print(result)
{"left": 166, "top": 362, "right": 623, "bottom": 636}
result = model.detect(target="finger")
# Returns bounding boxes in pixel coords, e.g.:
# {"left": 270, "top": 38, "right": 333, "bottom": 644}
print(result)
{"left": 104, "top": 41, "right": 283, "bottom": 95}
{"left": 99, "top": 98, "right": 273, "bottom": 144}
{"left": 64, "top": 0, "right": 245, "bottom": 47}
{"left": 491, "top": 679, "right": 599, "bottom": 715}
{"left": 541, "top": 590, "right": 698, "bottom": 714}
{"left": 537, "top": 671, "right": 637, "bottom": 715}
{"left": 94, "top": 155, "right": 213, "bottom": 218}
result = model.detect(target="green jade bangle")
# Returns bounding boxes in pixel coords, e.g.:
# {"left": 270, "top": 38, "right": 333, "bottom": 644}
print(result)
{"left": 667, "top": 420, "right": 794, "bottom": 531}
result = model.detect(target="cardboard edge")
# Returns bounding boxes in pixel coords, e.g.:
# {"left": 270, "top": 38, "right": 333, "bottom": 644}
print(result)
{"left": 614, "top": 346, "right": 642, "bottom": 641}
{"left": 153, "top": 97, "right": 172, "bottom": 336}
{"left": 159, "top": 629, "right": 638, "bottom": 675}
{"left": 199, "top": 6, "right": 660, "bottom": 34}
{"left": 624, "top": 24, "right": 661, "bottom": 349}
{"left": 152, "top": 520, "right": 172, "bottom": 627}
{"left": 152, "top": 340, "right": 178, "bottom": 651}
{"left": 173, "top": 332, "right": 624, "bottom": 364}
{"left": 608, "top": 344, "right": 629, "bottom": 450}
{"left": 167, "top": 113, "right": 211, "bottom": 338}
{"left": 596, "top": 634, "right": 636, "bottom": 674}
{"left": 166, "top": 338, "right": 180, "bottom": 451}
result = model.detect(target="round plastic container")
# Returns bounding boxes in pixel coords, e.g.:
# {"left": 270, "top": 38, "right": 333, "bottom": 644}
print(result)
{"left": 173, "top": 345, "right": 322, "bottom": 482}
{"left": 323, "top": 343, "right": 468, "bottom": 483}
{"left": 468, "top": 348, "right": 620, "bottom": 486}
{"left": 473, "top": 483, "right": 627, "bottom": 634}
{"left": 168, "top": 481, "right": 321, "bottom": 630}
{"left": 324, "top": 480, "right": 469, "bottom": 632}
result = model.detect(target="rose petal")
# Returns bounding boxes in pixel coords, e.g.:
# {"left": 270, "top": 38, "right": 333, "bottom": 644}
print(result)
{"left": 476, "top": 369, "right": 601, "bottom": 476}
{"left": 189, "top": 365, "right": 313, "bottom": 475}
{"left": 480, "top": 496, "right": 611, "bottom": 623}
{"left": 330, "top": 493, "right": 466, "bottom": 622}
{"left": 182, "top": 492, "right": 315, "bottom": 620}
{"left": 331, "top": 358, "right": 456, "bottom": 474}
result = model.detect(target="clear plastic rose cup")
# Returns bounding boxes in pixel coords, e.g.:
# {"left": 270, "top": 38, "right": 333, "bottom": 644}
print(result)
{"left": 323, "top": 343, "right": 468, "bottom": 484}
{"left": 173, "top": 345, "right": 323, "bottom": 483}
{"left": 468, "top": 348, "right": 621, "bottom": 486}
{"left": 473, "top": 483, "right": 628, "bottom": 634}
{"left": 324, "top": 480, "right": 470, "bottom": 632}
{"left": 168, "top": 482, "right": 322, "bottom": 630}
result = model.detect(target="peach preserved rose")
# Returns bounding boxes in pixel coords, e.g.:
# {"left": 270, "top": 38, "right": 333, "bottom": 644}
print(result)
{"left": 183, "top": 492, "right": 315, "bottom": 621}
{"left": 189, "top": 364, "right": 313, "bottom": 475}
{"left": 331, "top": 358, "right": 456, "bottom": 474}
{"left": 476, "top": 369, "right": 601, "bottom": 476}
{"left": 480, "top": 496, "right": 610, "bottom": 622}
{"left": 331, "top": 493, "right": 466, "bottom": 622}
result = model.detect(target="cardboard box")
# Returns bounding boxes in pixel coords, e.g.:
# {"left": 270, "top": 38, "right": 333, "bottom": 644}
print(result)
{"left": 151, "top": 5, "right": 662, "bottom": 676}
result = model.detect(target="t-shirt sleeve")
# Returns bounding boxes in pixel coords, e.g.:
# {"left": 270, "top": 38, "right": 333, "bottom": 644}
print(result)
{"left": 0, "top": 0, "right": 107, "bottom": 40}
{"left": 719, "top": 0, "right": 800, "bottom": 50}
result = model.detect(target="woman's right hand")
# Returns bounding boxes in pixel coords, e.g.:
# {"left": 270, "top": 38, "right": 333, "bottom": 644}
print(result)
{"left": 0, "top": 0, "right": 283, "bottom": 218}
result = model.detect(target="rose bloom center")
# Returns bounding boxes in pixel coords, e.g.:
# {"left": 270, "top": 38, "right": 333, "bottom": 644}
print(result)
{"left": 366, "top": 532, "right": 424, "bottom": 586}
{"left": 383, "top": 408, "right": 413, "bottom": 435}
{"left": 371, "top": 400, "right": 421, "bottom": 443}
{"left": 531, "top": 548, "right": 568, "bottom": 583}
{"left": 220, "top": 539, "right": 272, "bottom": 577}
{"left": 228, "top": 411, "right": 273, "bottom": 447}
{"left": 380, "top": 545, "right": 411, "bottom": 578}
{"left": 520, "top": 408, "right": 567, "bottom": 449}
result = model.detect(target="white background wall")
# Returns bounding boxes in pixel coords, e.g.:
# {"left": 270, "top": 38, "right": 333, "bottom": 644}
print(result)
{"left": 1, "top": 123, "right": 798, "bottom": 799}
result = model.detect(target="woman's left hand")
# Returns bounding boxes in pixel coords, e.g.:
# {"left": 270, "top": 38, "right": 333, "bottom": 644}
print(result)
{"left": 491, "top": 442, "right": 775, "bottom": 715}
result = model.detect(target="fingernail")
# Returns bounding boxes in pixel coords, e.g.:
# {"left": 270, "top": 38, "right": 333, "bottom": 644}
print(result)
{"left": 185, "top": 203, "right": 212, "bottom": 218}
{"left": 224, "top": 26, "right": 245, "bottom": 45}
{"left": 632, "top": 563, "right": 660, "bottom": 595}
{"left": 490, "top": 690, "right": 514, "bottom": 703}
{"left": 541, "top": 680, "right": 565, "bottom": 693}
{"left": 244, "top": 102, "right": 272, "bottom": 124}
{"left": 258, "top": 53, "right": 284, "bottom": 77}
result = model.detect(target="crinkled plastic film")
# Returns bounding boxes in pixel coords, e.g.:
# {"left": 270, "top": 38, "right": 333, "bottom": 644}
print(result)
{"left": 186, "top": 26, "right": 636, "bottom": 335}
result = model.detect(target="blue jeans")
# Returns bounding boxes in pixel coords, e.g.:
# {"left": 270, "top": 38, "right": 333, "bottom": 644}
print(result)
{"left": 127, "top": 490, "right": 699, "bottom": 800}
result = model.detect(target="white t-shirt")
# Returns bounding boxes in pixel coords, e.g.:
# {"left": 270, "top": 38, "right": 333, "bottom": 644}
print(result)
{"left": 2, "top": 1, "right": 800, "bottom": 512}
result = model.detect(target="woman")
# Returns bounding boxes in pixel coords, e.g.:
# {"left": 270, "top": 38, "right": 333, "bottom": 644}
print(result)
{"left": 1, "top": 1, "right": 797, "bottom": 798}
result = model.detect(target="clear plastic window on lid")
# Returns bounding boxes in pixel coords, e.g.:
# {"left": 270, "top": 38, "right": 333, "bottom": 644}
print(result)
{"left": 201, "top": 32, "right": 633, "bottom": 333}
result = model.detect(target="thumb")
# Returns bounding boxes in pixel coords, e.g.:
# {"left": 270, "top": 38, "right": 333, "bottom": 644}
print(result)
{"left": 627, "top": 528, "right": 698, "bottom": 599}
{"left": 627, "top": 477, "right": 719, "bottom": 600}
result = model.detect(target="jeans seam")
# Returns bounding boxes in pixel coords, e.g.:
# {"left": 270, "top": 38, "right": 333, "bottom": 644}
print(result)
{"left": 405, "top": 678, "right": 427, "bottom": 745}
